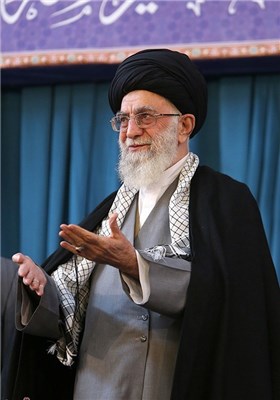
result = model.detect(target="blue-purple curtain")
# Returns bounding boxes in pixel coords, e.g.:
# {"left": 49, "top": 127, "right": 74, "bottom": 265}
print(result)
{"left": 2, "top": 74, "right": 279, "bottom": 280}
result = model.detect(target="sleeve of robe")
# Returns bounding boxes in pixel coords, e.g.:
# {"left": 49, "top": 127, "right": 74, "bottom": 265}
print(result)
{"left": 15, "top": 274, "right": 62, "bottom": 339}
{"left": 121, "top": 252, "right": 191, "bottom": 316}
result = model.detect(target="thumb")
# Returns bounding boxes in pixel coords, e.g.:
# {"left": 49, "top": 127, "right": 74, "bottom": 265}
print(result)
{"left": 12, "top": 252, "right": 26, "bottom": 264}
{"left": 108, "top": 213, "right": 120, "bottom": 236}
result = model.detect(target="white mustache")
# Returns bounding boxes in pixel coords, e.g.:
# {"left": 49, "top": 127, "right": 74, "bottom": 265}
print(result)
{"left": 125, "top": 139, "right": 152, "bottom": 146}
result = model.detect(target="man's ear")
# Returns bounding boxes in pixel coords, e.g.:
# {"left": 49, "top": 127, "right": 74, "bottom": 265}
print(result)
{"left": 178, "top": 114, "right": 196, "bottom": 143}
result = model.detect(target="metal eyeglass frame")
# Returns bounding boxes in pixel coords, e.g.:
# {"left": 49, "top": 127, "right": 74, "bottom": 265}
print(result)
{"left": 110, "top": 112, "right": 182, "bottom": 132}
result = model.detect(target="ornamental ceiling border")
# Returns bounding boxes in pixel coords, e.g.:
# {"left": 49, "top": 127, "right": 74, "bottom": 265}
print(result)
{"left": 1, "top": 40, "right": 279, "bottom": 69}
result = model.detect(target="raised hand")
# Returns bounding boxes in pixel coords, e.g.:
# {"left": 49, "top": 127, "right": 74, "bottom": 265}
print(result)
{"left": 12, "top": 253, "right": 47, "bottom": 296}
{"left": 59, "top": 213, "right": 139, "bottom": 279}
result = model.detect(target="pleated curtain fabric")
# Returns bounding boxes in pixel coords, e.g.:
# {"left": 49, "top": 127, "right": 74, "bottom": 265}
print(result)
{"left": 1, "top": 74, "right": 280, "bottom": 280}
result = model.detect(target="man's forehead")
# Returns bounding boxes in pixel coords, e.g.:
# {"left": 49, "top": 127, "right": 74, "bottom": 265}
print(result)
{"left": 120, "top": 90, "right": 173, "bottom": 112}
{"left": 118, "top": 105, "right": 155, "bottom": 115}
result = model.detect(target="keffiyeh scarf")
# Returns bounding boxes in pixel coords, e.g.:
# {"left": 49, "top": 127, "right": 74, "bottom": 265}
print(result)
{"left": 49, "top": 152, "right": 199, "bottom": 366}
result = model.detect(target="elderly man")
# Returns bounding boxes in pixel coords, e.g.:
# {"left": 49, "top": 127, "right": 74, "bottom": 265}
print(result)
{"left": 10, "top": 49, "right": 280, "bottom": 400}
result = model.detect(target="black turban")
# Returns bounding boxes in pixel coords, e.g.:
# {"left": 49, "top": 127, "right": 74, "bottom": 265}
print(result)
{"left": 108, "top": 48, "right": 207, "bottom": 137}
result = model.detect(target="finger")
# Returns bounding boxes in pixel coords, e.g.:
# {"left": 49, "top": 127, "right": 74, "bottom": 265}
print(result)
{"left": 18, "top": 263, "right": 30, "bottom": 278}
{"left": 59, "top": 229, "right": 75, "bottom": 243}
{"left": 60, "top": 240, "right": 73, "bottom": 251}
{"left": 12, "top": 253, "right": 33, "bottom": 278}
{"left": 16, "top": 258, "right": 36, "bottom": 279}
{"left": 60, "top": 224, "right": 86, "bottom": 235}
{"left": 63, "top": 224, "right": 95, "bottom": 240}
{"left": 22, "top": 271, "right": 35, "bottom": 286}
{"left": 59, "top": 224, "right": 86, "bottom": 245}
{"left": 60, "top": 242, "right": 85, "bottom": 258}
{"left": 35, "top": 284, "right": 45, "bottom": 296}
{"left": 59, "top": 224, "right": 76, "bottom": 240}
{"left": 30, "top": 278, "right": 40, "bottom": 290}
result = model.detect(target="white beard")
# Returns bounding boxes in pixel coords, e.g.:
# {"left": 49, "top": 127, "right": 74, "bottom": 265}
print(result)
{"left": 118, "top": 122, "right": 179, "bottom": 189}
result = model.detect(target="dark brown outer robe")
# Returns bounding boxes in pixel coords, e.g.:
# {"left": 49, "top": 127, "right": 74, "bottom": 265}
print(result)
{"left": 3, "top": 165, "right": 280, "bottom": 400}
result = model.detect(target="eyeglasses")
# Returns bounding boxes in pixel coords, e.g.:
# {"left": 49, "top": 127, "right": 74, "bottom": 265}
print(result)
{"left": 110, "top": 112, "right": 182, "bottom": 132}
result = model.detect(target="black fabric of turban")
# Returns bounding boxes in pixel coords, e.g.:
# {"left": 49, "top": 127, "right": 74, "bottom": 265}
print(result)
{"left": 108, "top": 48, "right": 208, "bottom": 137}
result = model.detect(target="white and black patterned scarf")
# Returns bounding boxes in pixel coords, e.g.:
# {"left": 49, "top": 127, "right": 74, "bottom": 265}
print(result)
{"left": 49, "top": 152, "right": 199, "bottom": 366}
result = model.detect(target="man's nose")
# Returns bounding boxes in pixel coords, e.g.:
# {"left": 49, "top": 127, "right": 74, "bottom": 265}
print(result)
{"left": 125, "top": 118, "right": 143, "bottom": 138}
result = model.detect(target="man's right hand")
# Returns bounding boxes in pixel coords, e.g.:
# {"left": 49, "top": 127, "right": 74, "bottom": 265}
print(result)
{"left": 12, "top": 253, "right": 47, "bottom": 296}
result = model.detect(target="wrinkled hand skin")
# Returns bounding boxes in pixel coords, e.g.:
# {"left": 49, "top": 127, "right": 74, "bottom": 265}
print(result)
{"left": 12, "top": 253, "right": 47, "bottom": 296}
{"left": 59, "top": 213, "right": 139, "bottom": 280}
